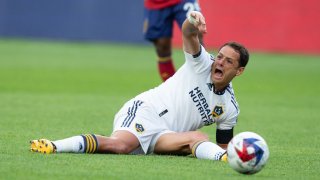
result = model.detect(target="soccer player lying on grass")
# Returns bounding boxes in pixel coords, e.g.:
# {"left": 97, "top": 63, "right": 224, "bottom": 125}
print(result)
{"left": 30, "top": 11, "right": 249, "bottom": 162}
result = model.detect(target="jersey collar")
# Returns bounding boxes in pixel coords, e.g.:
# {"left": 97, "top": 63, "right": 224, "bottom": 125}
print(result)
{"left": 207, "top": 82, "right": 229, "bottom": 95}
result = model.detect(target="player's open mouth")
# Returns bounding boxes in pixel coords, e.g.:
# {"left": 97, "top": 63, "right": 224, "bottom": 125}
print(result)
{"left": 214, "top": 68, "right": 223, "bottom": 79}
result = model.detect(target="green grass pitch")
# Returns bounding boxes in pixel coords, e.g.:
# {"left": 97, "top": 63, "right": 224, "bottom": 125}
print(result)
{"left": 0, "top": 39, "right": 320, "bottom": 179}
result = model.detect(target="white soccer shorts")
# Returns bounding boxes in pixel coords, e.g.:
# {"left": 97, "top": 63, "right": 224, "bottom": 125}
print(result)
{"left": 112, "top": 99, "right": 173, "bottom": 154}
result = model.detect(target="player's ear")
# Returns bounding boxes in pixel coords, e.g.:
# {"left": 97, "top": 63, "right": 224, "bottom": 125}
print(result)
{"left": 236, "top": 67, "right": 245, "bottom": 76}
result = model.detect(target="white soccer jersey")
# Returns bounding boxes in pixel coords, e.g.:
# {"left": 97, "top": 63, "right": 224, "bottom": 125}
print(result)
{"left": 135, "top": 45, "right": 240, "bottom": 132}
{"left": 113, "top": 45, "right": 240, "bottom": 154}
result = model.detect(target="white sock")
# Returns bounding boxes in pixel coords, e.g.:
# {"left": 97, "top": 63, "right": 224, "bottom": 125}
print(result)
{"left": 193, "top": 141, "right": 226, "bottom": 161}
{"left": 53, "top": 136, "right": 85, "bottom": 153}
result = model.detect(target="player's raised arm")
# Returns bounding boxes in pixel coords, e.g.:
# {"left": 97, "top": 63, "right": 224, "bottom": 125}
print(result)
{"left": 182, "top": 11, "right": 207, "bottom": 55}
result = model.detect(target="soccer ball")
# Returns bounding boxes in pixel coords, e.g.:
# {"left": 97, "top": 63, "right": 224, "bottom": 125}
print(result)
{"left": 227, "top": 132, "right": 269, "bottom": 174}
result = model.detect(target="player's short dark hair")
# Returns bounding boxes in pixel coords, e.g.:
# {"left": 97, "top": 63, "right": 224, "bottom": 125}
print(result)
{"left": 219, "top": 42, "right": 249, "bottom": 67}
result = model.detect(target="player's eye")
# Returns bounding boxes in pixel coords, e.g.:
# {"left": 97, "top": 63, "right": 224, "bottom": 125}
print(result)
{"left": 227, "top": 59, "right": 233, "bottom": 64}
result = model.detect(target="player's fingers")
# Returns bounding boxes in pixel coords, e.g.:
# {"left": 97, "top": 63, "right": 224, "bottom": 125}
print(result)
{"left": 189, "top": 11, "right": 201, "bottom": 25}
{"left": 199, "top": 15, "right": 206, "bottom": 25}
{"left": 199, "top": 17, "right": 207, "bottom": 33}
{"left": 190, "top": 11, "right": 197, "bottom": 19}
{"left": 198, "top": 24, "right": 207, "bottom": 34}
{"left": 188, "top": 11, "right": 206, "bottom": 33}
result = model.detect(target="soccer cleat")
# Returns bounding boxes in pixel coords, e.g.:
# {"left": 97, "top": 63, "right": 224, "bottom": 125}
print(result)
{"left": 30, "top": 139, "right": 56, "bottom": 154}
{"left": 220, "top": 152, "right": 228, "bottom": 162}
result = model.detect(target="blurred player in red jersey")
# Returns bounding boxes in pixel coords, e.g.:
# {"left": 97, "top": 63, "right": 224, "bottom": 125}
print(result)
{"left": 143, "top": 0, "right": 202, "bottom": 81}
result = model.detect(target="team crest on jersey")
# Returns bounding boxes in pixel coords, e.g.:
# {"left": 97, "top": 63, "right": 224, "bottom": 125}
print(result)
{"left": 135, "top": 123, "right": 145, "bottom": 133}
{"left": 212, "top": 105, "right": 224, "bottom": 117}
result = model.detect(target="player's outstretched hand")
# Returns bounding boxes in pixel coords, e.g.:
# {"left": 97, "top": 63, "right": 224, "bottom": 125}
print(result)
{"left": 187, "top": 11, "right": 207, "bottom": 34}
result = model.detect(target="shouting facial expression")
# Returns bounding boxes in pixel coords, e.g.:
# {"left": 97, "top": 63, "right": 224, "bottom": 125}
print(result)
{"left": 211, "top": 45, "right": 245, "bottom": 91}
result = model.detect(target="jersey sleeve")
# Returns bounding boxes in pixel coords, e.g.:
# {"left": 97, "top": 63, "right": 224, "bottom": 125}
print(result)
{"left": 216, "top": 116, "right": 237, "bottom": 130}
{"left": 216, "top": 103, "right": 239, "bottom": 130}
{"left": 183, "top": 45, "right": 214, "bottom": 74}
{"left": 217, "top": 85, "right": 240, "bottom": 130}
